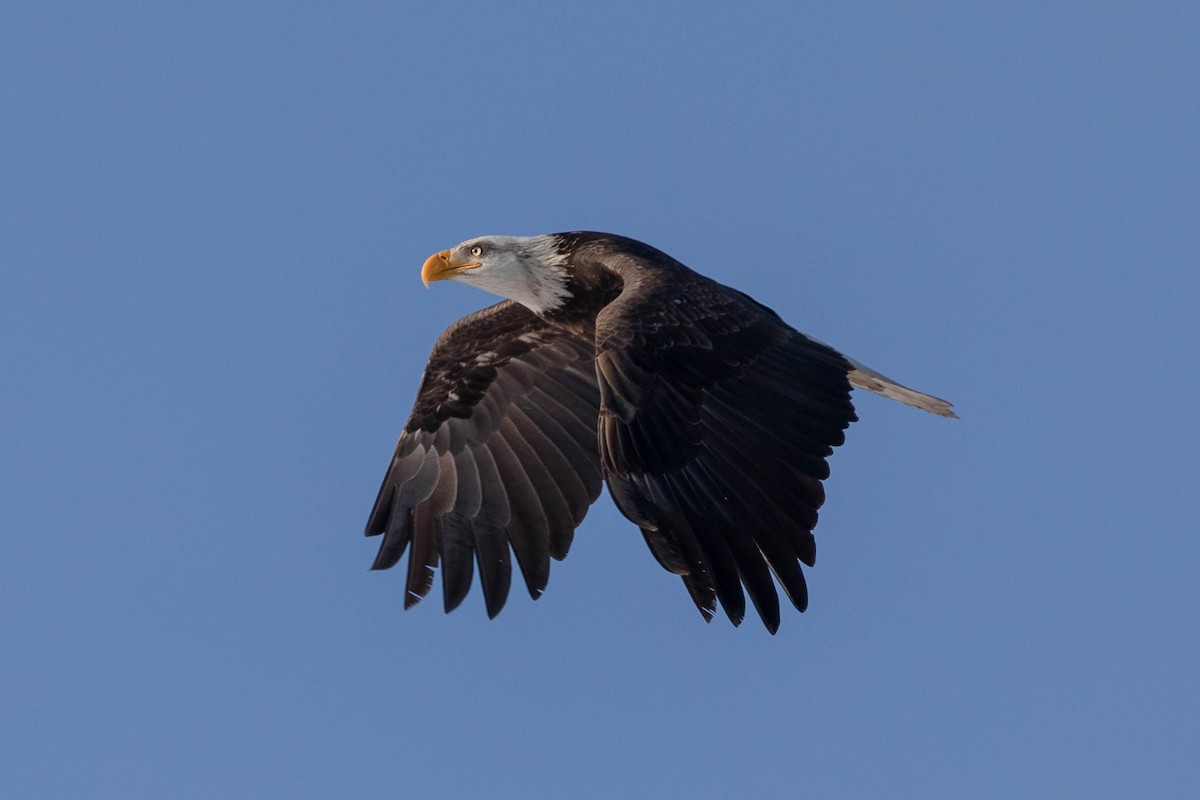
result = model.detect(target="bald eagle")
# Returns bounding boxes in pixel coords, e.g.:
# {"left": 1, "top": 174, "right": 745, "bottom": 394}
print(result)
{"left": 366, "top": 232, "right": 954, "bottom": 632}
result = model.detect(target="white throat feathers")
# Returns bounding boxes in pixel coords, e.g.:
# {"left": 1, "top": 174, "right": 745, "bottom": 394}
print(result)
{"left": 453, "top": 234, "right": 573, "bottom": 314}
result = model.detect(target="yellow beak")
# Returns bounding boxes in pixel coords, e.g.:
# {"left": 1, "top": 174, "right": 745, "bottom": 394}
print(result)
{"left": 421, "top": 250, "right": 481, "bottom": 287}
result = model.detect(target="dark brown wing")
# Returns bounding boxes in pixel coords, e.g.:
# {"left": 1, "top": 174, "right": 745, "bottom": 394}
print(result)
{"left": 594, "top": 272, "right": 857, "bottom": 633}
{"left": 365, "top": 300, "right": 603, "bottom": 617}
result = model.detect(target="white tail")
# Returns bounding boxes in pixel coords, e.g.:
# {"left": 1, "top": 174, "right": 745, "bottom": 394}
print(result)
{"left": 846, "top": 358, "right": 958, "bottom": 418}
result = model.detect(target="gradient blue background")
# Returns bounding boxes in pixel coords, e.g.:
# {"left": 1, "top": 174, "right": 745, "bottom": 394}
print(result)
{"left": 4, "top": 3, "right": 1198, "bottom": 797}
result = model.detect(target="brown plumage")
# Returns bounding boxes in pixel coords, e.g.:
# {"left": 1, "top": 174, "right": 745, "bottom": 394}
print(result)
{"left": 366, "top": 232, "right": 954, "bottom": 632}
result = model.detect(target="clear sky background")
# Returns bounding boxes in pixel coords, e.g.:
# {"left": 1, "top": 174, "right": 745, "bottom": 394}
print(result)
{"left": 3, "top": 3, "right": 1198, "bottom": 797}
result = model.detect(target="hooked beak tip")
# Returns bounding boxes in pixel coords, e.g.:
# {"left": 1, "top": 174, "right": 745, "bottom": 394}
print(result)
{"left": 421, "top": 250, "right": 452, "bottom": 287}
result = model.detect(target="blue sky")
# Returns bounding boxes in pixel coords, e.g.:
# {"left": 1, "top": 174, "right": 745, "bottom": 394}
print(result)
{"left": 3, "top": 2, "right": 1198, "bottom": 797}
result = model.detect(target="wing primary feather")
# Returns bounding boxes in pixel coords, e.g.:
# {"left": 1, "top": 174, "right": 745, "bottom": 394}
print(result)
{"left": 469, "top": 443, "right": 511, "bottom": 529}
{"left": 404, "top": 504, "right": 440, "bottom": 609}
{"left": 680, "top": 574, "right": 717, "bottom": 623}
{"left": 364, "top": 479, "right": 395, "bottom": 538}
{"left": 487, "top": 419, "right": 552, "bottom": 599}
{"left": 755, "top": 536, "right": 810, "bottom": 613}
{"left": 639, "top": 527, "right": 690, "bottom": 574}
{"left": 473, "top": 520, "right": 512, "bottom": 618}
{"left": 640, "top": 481, "right": 724, "bottom": 624}
{"left": 720, "top": 528, "right": 781, "bottom": 634}
{"left": 652, "top": 474, "right": 746, "bottom": 626}
{"left": 515, "top": 394, "right": 601, "bottom": 523}
{"left": 692, "top": 451, "right": 820, "bottom": 568}
{"left": 370, "top": 498, "right": 413, "bottom": 571}
{"left": 506, "top": 405, "right": 584, "bottom": 559}
{"left": 439, "top": 512, "right": 475, "bottom": 613}
{"left": 364, "top": 447, "right": 428, "bottom": 536}
{"left": 449, "top": 447, "right": 483, "bottom": 519}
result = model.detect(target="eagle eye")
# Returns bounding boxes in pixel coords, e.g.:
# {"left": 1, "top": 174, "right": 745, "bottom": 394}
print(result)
{"left": 468, "top": 245, "right": 484, "bottom": 258}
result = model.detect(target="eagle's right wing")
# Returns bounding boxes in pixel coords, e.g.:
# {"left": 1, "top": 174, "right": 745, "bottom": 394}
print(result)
{"left": 366, "top": 300, "right": 603, "bottom": 618}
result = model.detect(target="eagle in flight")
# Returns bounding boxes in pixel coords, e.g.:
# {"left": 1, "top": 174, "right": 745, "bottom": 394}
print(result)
{"left": 366, "top": 232, "right": 954, "bottom": 632}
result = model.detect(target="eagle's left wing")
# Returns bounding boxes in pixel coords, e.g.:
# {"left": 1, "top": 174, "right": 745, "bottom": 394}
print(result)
{"left": 594, "top": 274, "right": 858, "bottom": 633}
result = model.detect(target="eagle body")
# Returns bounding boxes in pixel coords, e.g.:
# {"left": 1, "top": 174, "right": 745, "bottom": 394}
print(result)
{"left": 367, "top": 232, "right": 954, "bottom": 632}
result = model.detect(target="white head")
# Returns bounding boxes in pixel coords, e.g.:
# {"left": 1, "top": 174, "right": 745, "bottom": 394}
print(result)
{"left": 420, "top": 234, "right": 573, "bottom": 314}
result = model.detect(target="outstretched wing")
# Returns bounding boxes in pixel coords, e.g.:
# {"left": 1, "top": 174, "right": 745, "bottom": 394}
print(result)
{"left": 595, "top": 273, "right": 857, "bottom": 633}
{"left": 366, "top": 300, "right": 603, "bottom": 617}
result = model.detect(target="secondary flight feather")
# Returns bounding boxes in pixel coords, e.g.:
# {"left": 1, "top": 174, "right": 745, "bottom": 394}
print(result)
{"left": 366, "top": 232, "right": 954, "bottom": 632}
